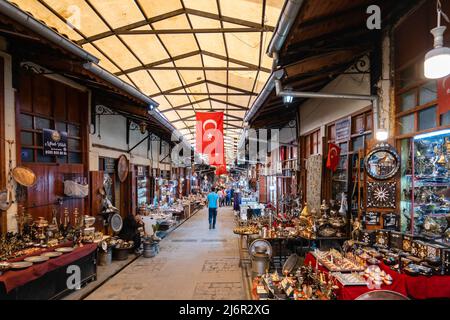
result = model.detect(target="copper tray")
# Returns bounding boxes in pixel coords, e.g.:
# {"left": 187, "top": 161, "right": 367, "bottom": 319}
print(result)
{"left": 12, "top": 166, "right": 37, "bottom": 187}
{"left": 117, "top": 155, "right": 129, "bottom": 183}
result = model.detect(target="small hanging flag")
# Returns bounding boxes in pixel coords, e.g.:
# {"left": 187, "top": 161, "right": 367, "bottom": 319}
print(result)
{"left": 326, "top": 143, "right": 341, "bottom": 172}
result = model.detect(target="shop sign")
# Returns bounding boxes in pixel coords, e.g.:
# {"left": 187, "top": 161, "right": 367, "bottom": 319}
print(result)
{"left": 104, "top": 158, "right": 116, "bottom": 173}
{"left": 335, "top": 118, "right": 350, "bottom": 141}
{"left": 43, "top": 129, "right": 67, "bottom": 156}
{"left": 137, "top": 166, "right": 145, "bottom": 176}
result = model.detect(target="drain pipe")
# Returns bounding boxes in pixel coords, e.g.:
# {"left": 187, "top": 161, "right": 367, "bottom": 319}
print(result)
{"left": 0, "top": 1, "right": 99, "bottom": 63}
{"left": 274, "top": 79, "right": 382, "bottom": 137}
{"left": 267, "top": 0, "right": 305, "bottom": 57}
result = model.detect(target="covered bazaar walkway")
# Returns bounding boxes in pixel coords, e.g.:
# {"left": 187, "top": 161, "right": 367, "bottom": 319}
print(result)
{"left": 84, "top": 206, "right": 248, "bottom": 300}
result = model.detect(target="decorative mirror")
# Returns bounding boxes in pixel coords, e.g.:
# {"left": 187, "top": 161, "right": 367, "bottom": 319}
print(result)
{"left": 365, "top": 143, "right": 400, "bottom": 180}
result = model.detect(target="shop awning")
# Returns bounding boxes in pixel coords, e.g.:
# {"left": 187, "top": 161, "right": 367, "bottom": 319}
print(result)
{"left": 0, "top": 2, "right": 188, "bottom": 144}
{"left": 246, "top": 0, "right": 418, "bottom": 129}
{"left": 7, "top": 0, "right": 285, "bottom": 160}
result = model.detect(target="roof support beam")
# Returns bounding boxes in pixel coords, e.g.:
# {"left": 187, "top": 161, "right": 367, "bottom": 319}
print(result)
{"left": 76, "top": 8, "right": 274, "bottom": 45}
{"left": 115, "top": 27, "right": 269, "bottom": 34}
{"left": 114, "top": 50, "right": 200, "bottom": 76}
{"left": 161, "top": 98, "right": 210, "bottom": 112}
{"left": 210, "top": 98, "right": 247, "bottom": 110}
{"left": 150, "top": 79, "right": 257, "bottom": 98}
{"left": 76, "top": 8, "right": 186, "bottom": 45}
{"left": 202, "top": 51, "right": 271, "bottom": 73}
{"left": 164, "top": 92, "right": 255, "bottom": 96}
{"left": 115, "top": 50, "right": 270, "bottom": 76}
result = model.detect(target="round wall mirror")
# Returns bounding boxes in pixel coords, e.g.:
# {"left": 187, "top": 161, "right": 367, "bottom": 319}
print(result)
{"left": 365, "top": 144, "right": 400, "bottom": 180}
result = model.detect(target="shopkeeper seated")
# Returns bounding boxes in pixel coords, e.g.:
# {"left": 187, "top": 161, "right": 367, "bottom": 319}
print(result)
{"left": 119, "top": 213, "right": 144, "bottom": 254}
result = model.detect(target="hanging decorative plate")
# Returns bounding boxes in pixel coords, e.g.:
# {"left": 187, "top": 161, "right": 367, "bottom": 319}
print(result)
{"left": 12, "top": 166, "right": 37, "bottom": 187}
{"left": 367, "top": 181, "right": 396, "bottom": 208}
{"left": 365, "top": 143, "right": 400, "bottom": 180}
{"left": 109, "top": 213, "right": 123, "bottom": 233}
{"left": 117, "top": 155, "right": 129, "bottom": 183}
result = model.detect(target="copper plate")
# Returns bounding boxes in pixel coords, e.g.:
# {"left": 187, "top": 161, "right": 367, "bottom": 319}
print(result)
{"left": 12, "top": 166, "right": 37, "bottom": 187}
{"left": 11, "top": 261, "right": 33, "bottom": 269}
{"left": 117, "top": 155, "right": 129, "bottom": 183}
{"left": 55, "top": 247, "right": 75, "bottom": 253}
{"left": 24, "top": 255, "right": 49, "bottom": 263}
{"left": 41, "top": 251, "right": 63, "bottom": 258}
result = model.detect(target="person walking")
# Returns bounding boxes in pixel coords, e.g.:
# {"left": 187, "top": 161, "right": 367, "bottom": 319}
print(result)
{"left": 226, "top": 187, "right": 231, "bottom": 206}
{"left": 217, "top": 188, "right": 224, "bottom": 207}
{"left": 206, "top": 188, "right": 219, "bottom": 229}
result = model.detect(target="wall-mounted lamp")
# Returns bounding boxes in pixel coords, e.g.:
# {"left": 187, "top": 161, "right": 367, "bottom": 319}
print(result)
{"left": 282, "top": 87, "right": 294, "bottom": 104}
{"left": 424, "top": 0, "right": 450, "bottom": 79}
{"left": 139, "top": 121, "right": 147, "bottom": 134}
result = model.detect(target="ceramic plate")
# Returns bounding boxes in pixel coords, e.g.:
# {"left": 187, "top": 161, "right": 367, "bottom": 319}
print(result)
{"left": 55, "top": 247, "right": 75, "bottom": 253}
{"left": 11, "top": 261, "right": 33, "bottom": 269}
{"left": 41, "top": 251, "right": 63, "bottom": 258}
{"left": 24, "top": 255, "right": 49, "bottom": 263}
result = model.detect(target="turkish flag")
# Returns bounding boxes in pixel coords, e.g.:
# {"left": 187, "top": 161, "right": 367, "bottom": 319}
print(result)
{"left": 326, "top": 143, "right": 341, "bottom": 172}
{"left": 437, "top": 77, "right": 450, "bottom": 116}
{"left": 196, "top": 112, "right": 227, "bottom": 175}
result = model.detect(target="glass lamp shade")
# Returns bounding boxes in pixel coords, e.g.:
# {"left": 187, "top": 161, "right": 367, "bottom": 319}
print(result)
{"left": 424, "top": 46, "right": 450, "bottom": 79}
{"left": 424, "top": 26, "right": 450, "bottom": 79}
{"left": 376, "top": 129, "right": 388, "bottom": 141}
{"left": 283, "top": 95, "right": 294, "bottom": 104}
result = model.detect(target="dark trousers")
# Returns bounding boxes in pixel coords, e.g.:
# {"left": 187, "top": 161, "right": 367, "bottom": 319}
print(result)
{"left": 208, "top": 208, "right": 217, "bottom": 227}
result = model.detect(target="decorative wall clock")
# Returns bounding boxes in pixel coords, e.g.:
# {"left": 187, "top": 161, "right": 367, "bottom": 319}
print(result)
{"left": 367, "top": 181, "right": 396, "bottom": 208}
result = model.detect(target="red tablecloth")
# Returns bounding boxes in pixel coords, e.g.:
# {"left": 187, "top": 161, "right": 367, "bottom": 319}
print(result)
{"left": 304, "top": 253, "right": 450, "bottom": 300}
{"left": 405, "top": 273, "right": 450, "bottom": 299}
{"left": 304, "top": 253, "right": 408, "bottom": 300}
{"left": 0, "top": 243, "right": 97, "bottom": 293}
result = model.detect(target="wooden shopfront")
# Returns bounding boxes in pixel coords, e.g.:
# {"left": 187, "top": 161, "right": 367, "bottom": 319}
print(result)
{"left": 323, "top": 108, "right": 373, "bottom": 224}
{"left": 393, "top": 0, "right": 450, "bottom": 234}
{"left": 299, "top": 107, "right": 373, "bottom": 233}
{"left": 15, "top": 68, "right": 89, "bottom": 223}
{"left": 0, "top": 56, "right": 5, "bottom": 233}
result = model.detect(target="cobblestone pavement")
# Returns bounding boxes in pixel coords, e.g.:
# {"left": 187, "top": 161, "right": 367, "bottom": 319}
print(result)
{"left": 85, "top": 206, "right": 246, "bottom": 300}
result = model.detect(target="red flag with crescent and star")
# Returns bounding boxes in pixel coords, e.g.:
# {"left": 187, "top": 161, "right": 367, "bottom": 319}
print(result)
{"left": 437, "top": 76, "right": 450, "bottom": 116}
{"left": 196, "top": 112, "right": 227, "bottom": 175}
{"left": 326, "top": 143, "right": 341, "bottom": 172}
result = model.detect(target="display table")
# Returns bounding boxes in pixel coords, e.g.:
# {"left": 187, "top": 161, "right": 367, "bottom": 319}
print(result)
{"left": 304, "top": 253, "right": 450, "bottom": 300}
{"left": 304, "top": 253, "right": 407, "bottom": 300}
{"left": 0, "top": 243, "right": 97, "bottom": 300}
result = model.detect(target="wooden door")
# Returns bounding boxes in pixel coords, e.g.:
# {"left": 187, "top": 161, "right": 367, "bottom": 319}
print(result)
{"left": 0, "top": 57, "right": 5, "bottom": 234}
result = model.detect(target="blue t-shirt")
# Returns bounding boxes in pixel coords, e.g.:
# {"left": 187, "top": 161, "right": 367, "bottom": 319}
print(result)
{"left": 207, "top": 192, "right": 219, "bottom": 209}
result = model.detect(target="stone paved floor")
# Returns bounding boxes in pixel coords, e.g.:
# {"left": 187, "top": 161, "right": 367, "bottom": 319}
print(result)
{"left": 85, "top": 206, "right": 247, "bottom": 300}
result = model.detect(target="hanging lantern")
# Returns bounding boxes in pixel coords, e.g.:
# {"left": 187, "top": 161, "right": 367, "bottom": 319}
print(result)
{"left": 424, "top": 1, "right": 450, "bottom": 79}
{"left": 139, "top": 121, "right": 147, "bottom": 134}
